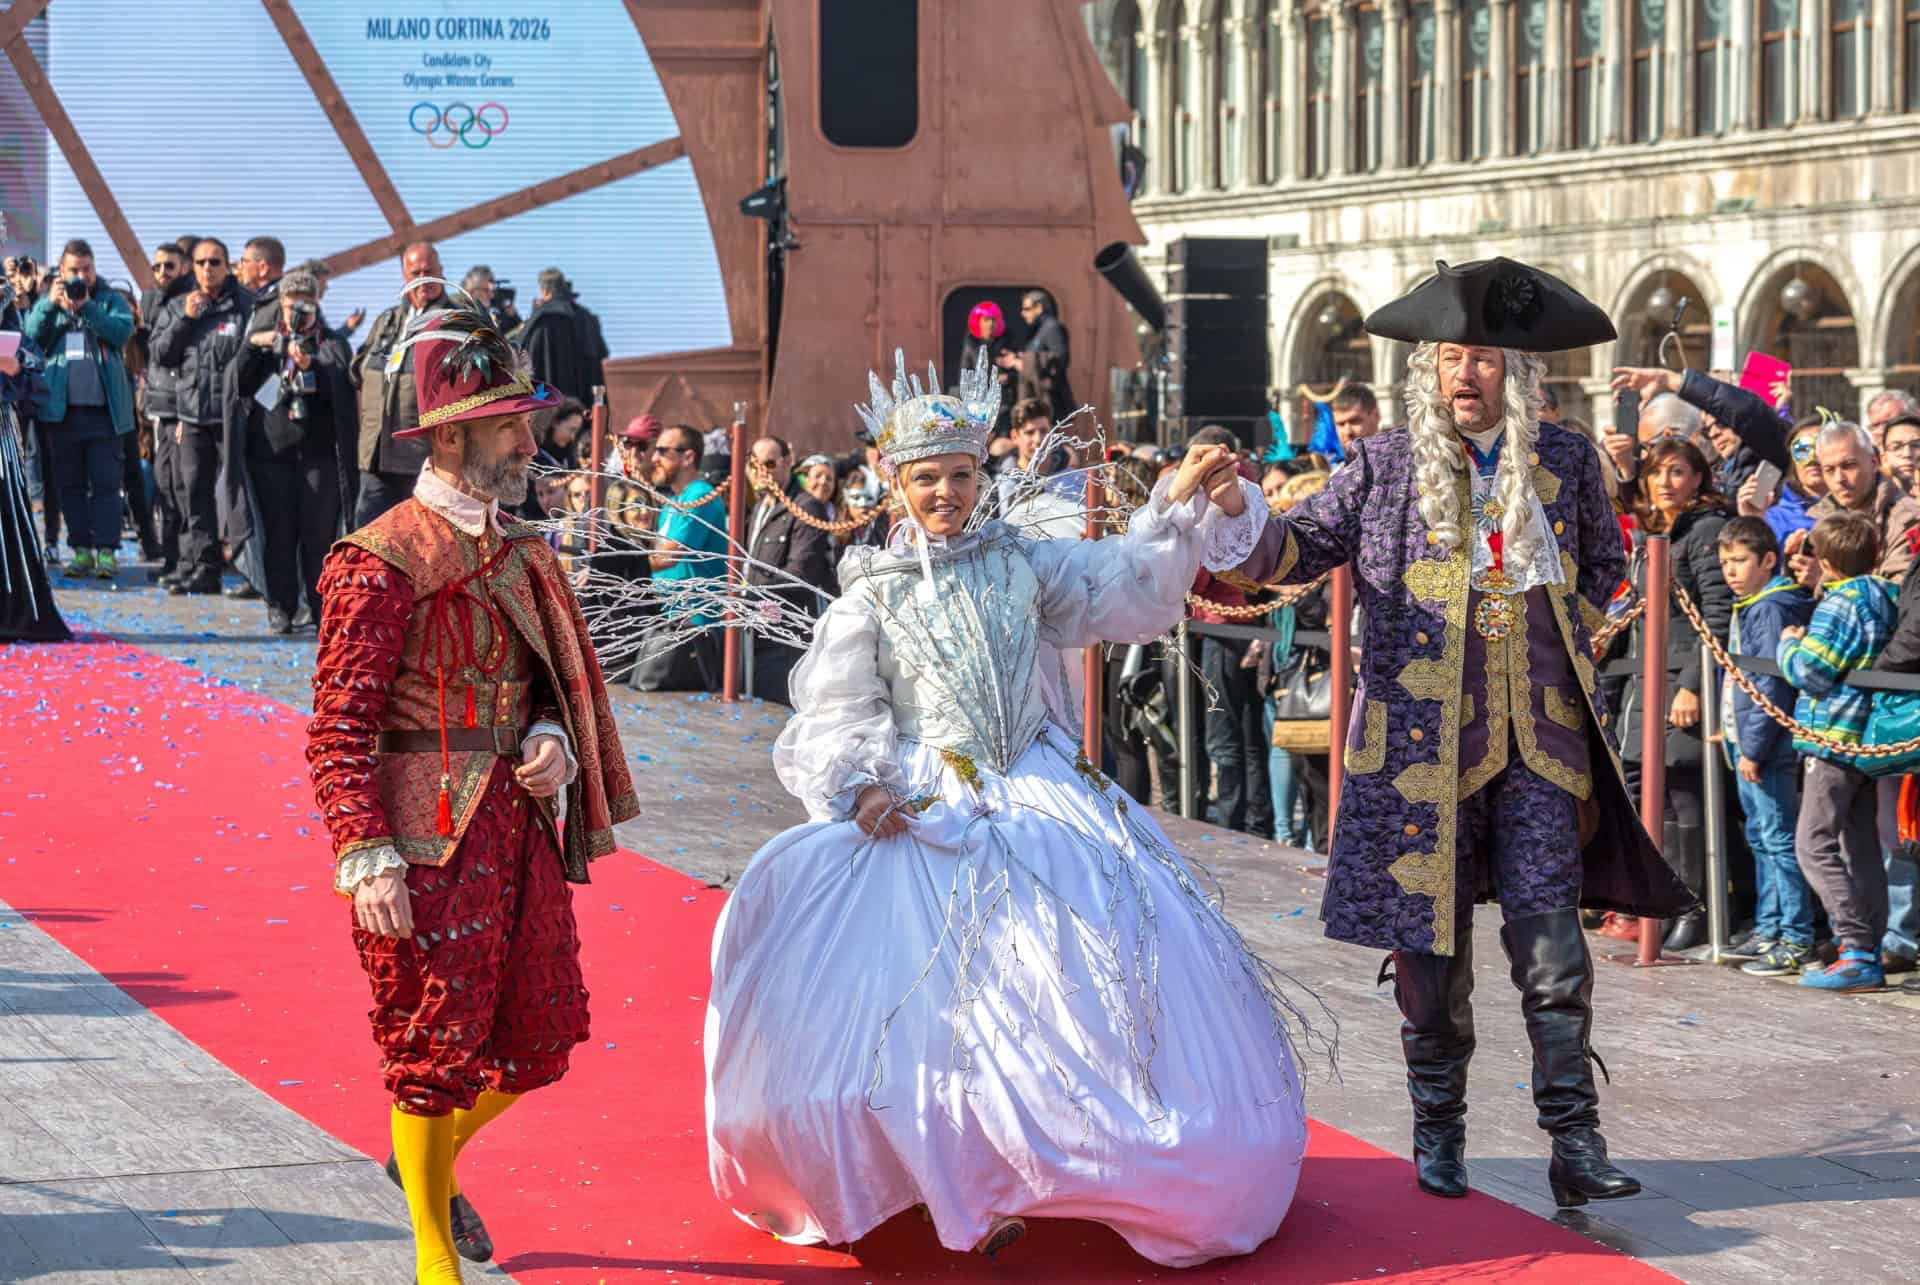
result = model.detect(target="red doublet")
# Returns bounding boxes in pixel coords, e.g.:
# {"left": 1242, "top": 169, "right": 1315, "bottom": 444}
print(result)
{"left": 308, "top": 497, "right": 638, "bottom": 1114}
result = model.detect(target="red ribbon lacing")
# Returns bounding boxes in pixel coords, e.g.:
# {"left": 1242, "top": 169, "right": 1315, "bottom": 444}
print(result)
{"left": 423, "top": 541, "right": 513, "bottom": 835}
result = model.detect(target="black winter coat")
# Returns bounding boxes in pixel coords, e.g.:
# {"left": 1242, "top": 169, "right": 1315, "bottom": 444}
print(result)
{"left": 150, "top": 279, "right": 254, "bottom": 427}
{"left": 1616, "top": 506, "right": 1734, "bottom": 766}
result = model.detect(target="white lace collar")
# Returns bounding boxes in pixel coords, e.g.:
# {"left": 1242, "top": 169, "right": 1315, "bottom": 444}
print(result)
{"left": 414, "top": 463, "right": 504, "bottom": 537}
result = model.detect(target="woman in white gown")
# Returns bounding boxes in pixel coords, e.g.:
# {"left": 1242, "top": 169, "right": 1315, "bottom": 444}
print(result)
{"left": 704, "top": 354, "right": 1322, "bottom": 1267}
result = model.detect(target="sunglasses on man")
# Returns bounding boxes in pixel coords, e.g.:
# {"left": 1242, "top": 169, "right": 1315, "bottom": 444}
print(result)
{"left": 194, "top": 256, "right": 225, "bottom": 267}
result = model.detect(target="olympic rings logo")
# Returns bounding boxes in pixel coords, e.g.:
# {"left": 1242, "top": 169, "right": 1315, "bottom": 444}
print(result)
{"left": 409, "top": 101, "right": 510, "bottom": 149}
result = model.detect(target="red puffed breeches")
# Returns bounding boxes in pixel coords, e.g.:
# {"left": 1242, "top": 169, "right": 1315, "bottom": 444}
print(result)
{"left": 353, "top": 760, "right": 589, "bottom": 1116}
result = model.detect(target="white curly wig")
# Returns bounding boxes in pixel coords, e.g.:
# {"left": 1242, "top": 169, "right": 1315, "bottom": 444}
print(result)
{"left": 1404, "top": 342, "right": 1549, "bottom": 567}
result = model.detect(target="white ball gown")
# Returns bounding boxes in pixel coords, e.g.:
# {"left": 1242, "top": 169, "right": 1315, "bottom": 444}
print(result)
{"left": 703, "top": 482, "right": 1319, "bottom": 1268}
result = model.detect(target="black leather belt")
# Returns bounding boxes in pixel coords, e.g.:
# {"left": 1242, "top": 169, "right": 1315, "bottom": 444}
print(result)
{"left": 376, "top": 727, "right": 524, "bottom": 756}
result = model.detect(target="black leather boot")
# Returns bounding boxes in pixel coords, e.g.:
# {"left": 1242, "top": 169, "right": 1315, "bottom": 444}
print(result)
{"left": 1660, "top": 821, "right": 1707, "bottom": 952}
{"left": 1385, "top": 937, "right": 1475, "bottom": 1198}
{"left": 1501, "top": 909, "right": 1641, "bottom": 1209}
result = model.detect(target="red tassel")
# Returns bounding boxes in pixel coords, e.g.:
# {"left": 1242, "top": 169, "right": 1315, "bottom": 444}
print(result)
{"left": 463, "top": 686, "right": 477, "bottom": 729}
{"left": 436, "top": 778, "right": 454, "bottom": 836}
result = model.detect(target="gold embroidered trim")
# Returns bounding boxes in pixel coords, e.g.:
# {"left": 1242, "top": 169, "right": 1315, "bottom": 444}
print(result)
{"left": 1534, "top": 464, "right": 1562, "bottom": 506}
{"left": 336, "top": 835, "right": 394, "bottom": 860}
{"left": 1345, "top": 698, "right": 1388, "bottom": 775}
{"left": 418, "top": 372, "right": 535, "bottom": 428}
{"left": 1544, "top": 684, "right": 1587, "bottom": 732}
{"left": 1272, "top": 529, "right": 1301, "bottom": 583}
{"left": 1391, "top": 540, "right": 1469, "bottom": 957}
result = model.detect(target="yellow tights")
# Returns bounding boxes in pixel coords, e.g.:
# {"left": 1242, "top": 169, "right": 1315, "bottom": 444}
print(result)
{"left": 390, "top": 1107, "right": 460, "bottom": 1284}
{"left": 447, "top": 1089, "right": 521, "bottom": 1197}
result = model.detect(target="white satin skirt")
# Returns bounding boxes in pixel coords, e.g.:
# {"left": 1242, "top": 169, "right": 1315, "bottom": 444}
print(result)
{"left": 703, "top": 723, "right": 1309, "bottom": 1267}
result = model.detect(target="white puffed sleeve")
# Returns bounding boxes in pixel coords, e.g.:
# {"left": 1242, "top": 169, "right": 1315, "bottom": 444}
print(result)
{"left": 1024, "top": 475, "right": 1267, "bottom": 649}
{"left": 771, "top": 587, "right": 905, "bottom": 821}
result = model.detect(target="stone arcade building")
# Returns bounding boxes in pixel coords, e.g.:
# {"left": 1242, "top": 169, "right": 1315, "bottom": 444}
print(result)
{"left": 1085, "top": 0, "right": 1920, "bottom": 435}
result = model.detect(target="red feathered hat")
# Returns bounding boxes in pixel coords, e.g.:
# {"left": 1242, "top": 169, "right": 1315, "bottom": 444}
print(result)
{"left": 391, "top": 283, "right": 560, "bottom": 437}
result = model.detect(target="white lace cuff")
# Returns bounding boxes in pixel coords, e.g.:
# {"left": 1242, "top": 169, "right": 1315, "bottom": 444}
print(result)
{"left": 524, "top": 721, "right": 578, "bottom": 784}
{"left": 336, "top": 844, "right": 407, "bottom": 894}
{"left": 1199, "top": 478, "right": 1269, "bottom": 572}
{"left": 831, "top": 769, "right": 897, "bottom": 821}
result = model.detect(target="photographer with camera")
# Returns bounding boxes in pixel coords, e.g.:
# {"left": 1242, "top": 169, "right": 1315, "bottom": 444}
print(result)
{"left": 462, "top": 264, "right": 520, "bottom": 334}
{"left": 151, "top": 238, "right": 253, "bottom": 594}
{"left": 22, "top": 239, "right": 137, "bottom": 579}
{"left": 229, "top": 270, "right": 353, "bottom": 634}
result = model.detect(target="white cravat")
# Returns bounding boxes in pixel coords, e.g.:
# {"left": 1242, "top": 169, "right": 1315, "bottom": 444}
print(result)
{"left": 413, "top": 463, "right": 506, "bottom": 536}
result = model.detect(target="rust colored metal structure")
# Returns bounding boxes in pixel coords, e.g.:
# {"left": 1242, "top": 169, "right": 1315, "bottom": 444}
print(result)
{"left": 616, "top": 0, "right": 1145, "bottom": 451}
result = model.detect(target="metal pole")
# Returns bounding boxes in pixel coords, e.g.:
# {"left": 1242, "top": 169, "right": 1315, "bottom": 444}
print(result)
{"left": 1328, "top": 564, "right": 1355, "bottom": 819}
{"left": 1700, "top": 637, "right": 1729, "bottom": 963}
{"left": 1176, "top": 620, "right": 1195, "bottom": 819}
{"left": 721, "top": 406, "right": 749, "bottom": 704}
{"left": 1083, "top": 468, "right": 1104, "bottom": 766}
{"left": 1637, "top": 534, "right": 1671, "bottom": 967}
{"left": 586, "top": 385, "right": 608, "bottom": 553}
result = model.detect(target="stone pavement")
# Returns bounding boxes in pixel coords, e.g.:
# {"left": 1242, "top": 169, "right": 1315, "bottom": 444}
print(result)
{"left": 4, "top": 566, "right": 1915, "bottom": 1282}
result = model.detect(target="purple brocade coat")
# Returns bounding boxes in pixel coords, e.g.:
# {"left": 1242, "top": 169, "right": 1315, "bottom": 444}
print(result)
{"left": 1236, "top": 424, "right": 1695, "bottom": 956}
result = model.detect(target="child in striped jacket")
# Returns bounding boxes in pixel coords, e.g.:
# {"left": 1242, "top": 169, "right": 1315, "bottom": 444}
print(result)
{"left": 1778, "top": 510, "right": 1898, "bottom": 992}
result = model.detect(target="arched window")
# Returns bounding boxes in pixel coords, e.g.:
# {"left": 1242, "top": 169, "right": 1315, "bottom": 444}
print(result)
{"left": 1171, "top": 2, "right": 1195, "bottom": 193}
{"left": 1571, "top": 0, "right": 1605, "bottom": 148}
{"left": 1459, "top": 0, "right": 1492, "bottom": 161}
{"left": 1758, "top": 0, "right": 1799, "bottom": 128}
{"left": 1258, "top": 0, "right": 1283, "bottom": 183}
{"left": 1694, "top": 0, "right": 1731, "bottom": 135}
{"left": 1750, "top": 262, "right": 1860, "bottom": 420}
{"left": 1630, "top": 0, "right": 1667, "bottom": 143}
{"left": 1407, "top": 2, "right": 1438, "bottom": 165}
{"left": 1513, "top": 0, "right": 1547, "bottom": 154}
{"left": 1355, "top": 4, "right": 1385, "bottom": 171}
{"left": 1831, "top": 0, "right": 1872, "bottom": 119}
{"left": 1217, "top": 13, "right": 1241, "bottom": 187}
{"left": 1305, "top": 9, "right": 1332, "bottom": 178}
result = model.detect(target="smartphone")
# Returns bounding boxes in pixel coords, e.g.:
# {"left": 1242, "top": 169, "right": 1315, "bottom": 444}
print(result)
{"left": 1749, "top": 459, "right": 1784, "bottom": 505}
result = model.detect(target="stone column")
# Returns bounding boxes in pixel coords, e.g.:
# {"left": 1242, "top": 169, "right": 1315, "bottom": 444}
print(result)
{"left": 1279, "top": 11, "right": 1302, "bottom": 181}
{"left": 1489, "top": 0, "right": 1513, "bottom": 156}
{"left": 1138, "top": 25, "right": 1166, "bottom": 196}
{"left": 1582, "top": 377, "right": 1618, "bottom": 435}
{"left": 1384, "top": 0, "right": 1408, "bottom": 167}
{"left": 1728, "top": 0, "right": 1755, "bottom": 131}
{"left": 1800, "top": 0, "right": 1825, "bottom": 124}
{"left": 1871, "top": 0, "right": 1898, "bottom": 115}
{"left": 1601, "top": 0, "right": 1626, "bottom": 144}
{"left": 1183, "top": 19, "right": 1208, "bottom": 191}
{"left": 1665, "top": 0, "right": 1689, "bottom": 138}
{"left": 1542, "top": 0, "right": 1566, "bottom": 149}
{"left": 1331, "top": 2, "right": 1355, "bottom": 174}
{"left": 1435, "top": 0, "right": 1459, "bottom": 162}
{"left": 1224, "top": 14, "right": 1255, "bottom": 188}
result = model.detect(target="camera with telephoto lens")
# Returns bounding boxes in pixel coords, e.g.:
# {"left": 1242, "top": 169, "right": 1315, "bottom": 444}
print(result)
{"left": 493, "top": 280, "right": 516, "bottom": 311}
{"left": 62, "top": 275, "right": 90, "bottom": 303}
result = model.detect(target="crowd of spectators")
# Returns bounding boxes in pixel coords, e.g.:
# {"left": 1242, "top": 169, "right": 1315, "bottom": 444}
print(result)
{"left": 15, "top": 240, "right": 1919, "bottom": 995}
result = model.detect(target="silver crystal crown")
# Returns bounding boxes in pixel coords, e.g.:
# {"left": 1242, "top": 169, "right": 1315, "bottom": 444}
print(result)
{"left": 855, "top": 347, "right": 1002, "bottom": 475}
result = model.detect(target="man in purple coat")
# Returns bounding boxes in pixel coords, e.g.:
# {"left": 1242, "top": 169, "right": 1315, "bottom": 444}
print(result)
{"left": 1204, "top": 259, "right": 1693, "bottom": 1208}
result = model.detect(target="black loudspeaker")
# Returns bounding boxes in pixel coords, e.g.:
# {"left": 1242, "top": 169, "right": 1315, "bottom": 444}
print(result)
{"left": 1164, "top": 237, "right": 1268, "bottom": 436}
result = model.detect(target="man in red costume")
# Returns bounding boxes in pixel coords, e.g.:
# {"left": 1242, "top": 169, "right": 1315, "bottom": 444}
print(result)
{"left": 307, "top": 289, "right": 639, "bottom": 1283}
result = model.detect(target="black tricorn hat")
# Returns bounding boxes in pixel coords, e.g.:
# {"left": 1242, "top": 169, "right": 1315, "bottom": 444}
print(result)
{"left": 1364, "top": 257, "right": 1617, "bottom": 353}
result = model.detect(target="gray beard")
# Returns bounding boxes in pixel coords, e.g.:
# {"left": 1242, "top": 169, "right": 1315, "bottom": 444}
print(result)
{"left": 461, "top": 443, "right": 530, "bottom": 506}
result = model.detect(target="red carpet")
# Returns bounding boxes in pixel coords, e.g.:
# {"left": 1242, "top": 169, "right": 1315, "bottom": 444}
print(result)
{"left": 0, "top": 639, "right": 1680, "bottom": 1283}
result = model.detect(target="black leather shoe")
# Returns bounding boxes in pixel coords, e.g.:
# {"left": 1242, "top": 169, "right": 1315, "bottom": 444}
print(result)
{"left": 168, "top": 573, "right": 222, "bottom": 595}
{"left": 1661, "top": 910, "right": 1707, "bottom": 953}
{"left": 147, "top": 563, "right": 178, "bottom": 584}
{"left": 1547, "top": 1127, "right": 1641, "bottom": 1207}
{"left": 267, "top": 607, "right": 293, "bottom": 636}
{"left": 224, "top": 581, "right": 262, "bottom": 599}
{"left": 386, "top": 1152, "right": 494, "bottom": 1263}
{"left": 1386, "top": 941, "right": 1475, "bottom": 1198}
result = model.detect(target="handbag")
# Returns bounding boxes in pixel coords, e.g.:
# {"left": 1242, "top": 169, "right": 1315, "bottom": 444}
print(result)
{"left": 1854, "top": 689, "right": 1920, "bottom": 778}
{"left": 1269, "top": 647, "right": 1333, "bottom": 721}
